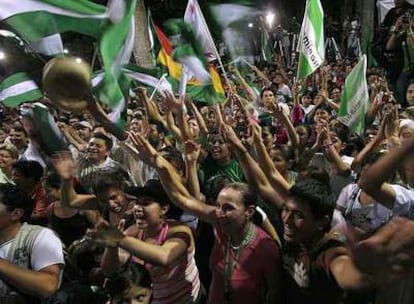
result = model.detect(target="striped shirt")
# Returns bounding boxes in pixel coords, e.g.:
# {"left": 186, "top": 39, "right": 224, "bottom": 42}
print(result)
{"left": 134, "top": 223, "right": 201, "bottom": 304}
{"left": 76, "top": 156, "right": 135, "bottom": 192}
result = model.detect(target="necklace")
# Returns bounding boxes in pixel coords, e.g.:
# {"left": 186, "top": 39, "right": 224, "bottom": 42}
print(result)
{"left": 223, "top": 222, "right": 255, "bottom": 304}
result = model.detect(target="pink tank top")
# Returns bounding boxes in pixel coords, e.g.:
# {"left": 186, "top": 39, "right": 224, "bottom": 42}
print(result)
{"left": 134, "top": 223, "right": 201, "bottom": 304}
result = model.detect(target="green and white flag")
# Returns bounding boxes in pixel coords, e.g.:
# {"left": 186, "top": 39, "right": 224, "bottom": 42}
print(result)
{"left": 163, "top": 19, "right": 211, "bottom": 84}
{"left": 0, "top": 0, "right": 136, "bottom": 110}
{"left": 123, "top": 64, "right": 173, "bottom": 96}
{"left": 338, "top": 55, "right": 369, "bottom": 135}
{"left": 184, "top": 0, "right": 218, "bottom": 61}
{"left": 296, "top": 0, "right": 324, "bottom": 80}
{"left": 0, "top": 72, "right": 43, "bottom": 107}
{"left": 260, "top": 28, "right": 274, "bottom": 63}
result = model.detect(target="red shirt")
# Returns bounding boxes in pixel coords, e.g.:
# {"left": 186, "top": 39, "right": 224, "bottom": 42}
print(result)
{"left": 208, "top": 224, "right": 281, "bottom": 304}
{"left": 31, "top": 183, "right": 51, "bottom": 220}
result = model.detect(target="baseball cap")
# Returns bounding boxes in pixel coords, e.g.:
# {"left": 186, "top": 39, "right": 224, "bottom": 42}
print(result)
{"left": 124, "top": 179, "right": 171, "bottom": 206}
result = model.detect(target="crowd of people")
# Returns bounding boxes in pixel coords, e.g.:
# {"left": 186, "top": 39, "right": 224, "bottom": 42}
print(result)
{"left": 2, "top": 0, "right": 414, "bottom": 304}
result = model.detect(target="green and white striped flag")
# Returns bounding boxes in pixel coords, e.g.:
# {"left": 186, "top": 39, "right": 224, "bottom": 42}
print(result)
{"left": 338, "top": 55, "right": 369, "bottom": 135}
{"left": 0, "top": 72, "right": 43, "bottom": 107}
{"left": 296, "top": 0, "right": 324, "bottom": 80}
{"left": 0, "top": 0, "right": 136, "bottom": 111}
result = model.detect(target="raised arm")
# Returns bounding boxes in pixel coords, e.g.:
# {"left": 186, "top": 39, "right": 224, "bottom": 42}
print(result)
{"left": 321, "top": 127, "right": 351, "bottom": 176}
{"left": 58, "top": 123, "right": 86, "bottom": 152}
{"left": 186, "top": 98, "right": 209, "bottom": 136}
{"left": 250, "top": 123, "right": 290, "bottom": 203}
{"left": 136, "top": 88, "right": 168, "bottom": 131}
{"left": 230, "top": 65, "right": 257, "bottom": 102}
{"left": 351, "top": 119, "right": 386, "bottom": 172}
{"left": 358, "top": 134, "right": 414, "bottom": 208}
{"left": 320, "top": 89, "right": 340, "bottom": 111}
{"left": 166, "top": 110, "right": 182, "bottom": 141}
{"left": 92, "top": 221, "right": 193, "bottom": 268}
{"left": 183, "top": 140, "right": 203, "bottom": 200}
{"left": 271, "top": 103, "right": 300, "bottom": 148}
{"left": 52, "top": 152, "right": 100, "bottom": 210}
{"left": 221, "top": 123, "right": 284, "bottom": 209}
{"left": 250, "top": 65, "right": 271, "bottom": 85}
{"left": 128, "top": 132, "right": 217, "bottom": 225}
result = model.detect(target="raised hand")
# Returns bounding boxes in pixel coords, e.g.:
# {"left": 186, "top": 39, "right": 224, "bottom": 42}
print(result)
{"left": 183, "top": 140, "right": 201, "bottom": 163}
{"left": 220, "top": 123, "right": 242, "bottom": 149}
{"left": 163, "top": 91, "right": 183, "bottom": 115}
{"left": 128, "top": 131, "right": 160, "bottom": 167}
{"left": 52, "top": 151, "right": 76, "bottom": 180}
{"left": 350, "top": 217, "right": 414, "bottom": 284}
{"left": 250, "top": 122, "right": 263, "bottom": 141}
{"left": 88, "top": 221, "right": 125, "bottom": 248}
{"left": 135, "top": 87, "right": 148, "bottom": 100}
{"left": 270, "top": 102, "right": 288, "bottom": 121}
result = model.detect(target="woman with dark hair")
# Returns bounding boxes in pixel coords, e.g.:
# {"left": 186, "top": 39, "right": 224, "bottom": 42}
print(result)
{"left": 87, "top": 179, "right": 203, "bottom": 304}
{"left": 269, "top": 145, "right": 298, "bottom": 186}
{"left": 105, "top": 263, "right": 152, "bottom": 304}
{"left": 44, "top": 172, "right": 102, "bottom": 247}
{"left": 126, "top": 132, "right": 282, "bottom": 304}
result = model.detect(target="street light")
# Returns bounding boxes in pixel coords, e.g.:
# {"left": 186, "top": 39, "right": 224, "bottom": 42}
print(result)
{"left": 248, "top": 22, "right": 254, "bottom": 28}
{"left": 266, "top": 12, "right": 275, "bottom": 28}
{"left": 0, "top": 51, "right": 6, "bottom": 60}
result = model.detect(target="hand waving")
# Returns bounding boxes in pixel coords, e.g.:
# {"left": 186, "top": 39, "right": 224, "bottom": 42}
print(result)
{"left": 184, "top": 140, "right": 201, "bottom": 163}
{"left": 163, "top": 92, "right": 183, "bottom": 115}
{"left": 350, "top": 217, "right": 414, "bottom": 284}
{"left": 88, "top": 220, "right": 126, "bottom": 248}
{"left": 128, "top": 131, "right": 160, "bottom": 167}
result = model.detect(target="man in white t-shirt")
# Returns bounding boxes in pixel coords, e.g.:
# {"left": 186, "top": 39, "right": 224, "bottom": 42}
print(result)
{"left": 0, "top": 183, "right": 64, "bottom": 302}
{"left": 359, "top": 133, "right": 414, "bottom": 304}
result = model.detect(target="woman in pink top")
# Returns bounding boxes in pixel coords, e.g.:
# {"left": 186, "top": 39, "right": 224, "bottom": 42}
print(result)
{"left": 90, "top": 179, "right": 202, "bottom": 304}
{"left": 128, "top": 133, "right": 282, "bottom": 304}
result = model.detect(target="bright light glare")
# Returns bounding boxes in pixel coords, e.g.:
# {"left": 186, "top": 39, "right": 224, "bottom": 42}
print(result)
{"left": 248, "top": 23, "right": 254, "bottom": 28}
{"left": 266, "top": 12, "right": 275, "bottom": 28}
{"left": 75, "top": 58, "right": 82, "bottom": 63}
{"left": 0, "top": 51, "right": 6, "bottom": 60}
{"left": 63, "top": 48, "right": 69, "bottom": 54}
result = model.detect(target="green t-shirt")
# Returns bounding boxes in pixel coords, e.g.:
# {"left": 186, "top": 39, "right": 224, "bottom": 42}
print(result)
{"left": 200, "top": 156, "right": 246, "bottom": 196}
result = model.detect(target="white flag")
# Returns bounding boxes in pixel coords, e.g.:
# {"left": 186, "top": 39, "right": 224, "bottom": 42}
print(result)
{"left": 296, "top": 0, "right": 325, "bottom": 80}
{"left": 338, "top": 55, "right": 369, "bottom": 135}
{"left": 184, "top": 0, "right": 218, "bottom": 61}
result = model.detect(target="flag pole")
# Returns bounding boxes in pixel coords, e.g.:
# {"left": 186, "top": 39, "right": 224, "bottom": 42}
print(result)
{"left": 149, "top": 73, "right": 169, "bottom": 101}
{"left": 189, "top": 0, "right": 233, "bottom": 93}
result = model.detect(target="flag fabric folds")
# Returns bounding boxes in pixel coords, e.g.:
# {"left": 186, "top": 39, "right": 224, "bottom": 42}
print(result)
{"left": 148, "top": 13, "right": 224, "bottom": 104}
{"left": 0, "top": 0, "right": 136, "bottom": 111}
{"left": 337, "top": 55, "right": 369, "bottom": 135}
{"left": 163, "top": 19, "right": 211, "bottom": 84}
{"left": 260, "top": 28, "right": 274, "bottom": 63}
{"left": 184, "top": 0, "right": 218, "bottom": 61}
{"left": 0, "top": 72, "right": 43, "bottom": 107}
{"left": 296, "top": 0, "right": 325, "bottom": 80}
